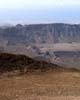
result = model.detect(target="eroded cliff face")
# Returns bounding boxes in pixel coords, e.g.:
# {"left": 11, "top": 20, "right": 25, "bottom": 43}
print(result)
{"left": 0, "top": 23, "right": 80, "bottom": 45}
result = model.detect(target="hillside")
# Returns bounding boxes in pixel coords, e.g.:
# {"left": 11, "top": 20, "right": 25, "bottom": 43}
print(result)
{"left": 0, "top": 53, "right": 78, "bottom": 75}
{"left": 0, "top": 53, "right": 80, "bottom": 100}
{"left": 0, "top": 60, "right": 80, "bottom": 100}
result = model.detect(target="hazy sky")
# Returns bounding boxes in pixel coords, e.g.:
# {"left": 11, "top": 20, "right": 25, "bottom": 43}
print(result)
{"left": 0, "top": 0, "right": 80, "bottom": 24}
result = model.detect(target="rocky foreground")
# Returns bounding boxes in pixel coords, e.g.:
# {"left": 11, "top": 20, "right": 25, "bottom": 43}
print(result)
{"left": 0, "top": 53, "right": 80, "bottom": 100}
{"left": 0, "top": 69, "right": 80, "bottom": 100}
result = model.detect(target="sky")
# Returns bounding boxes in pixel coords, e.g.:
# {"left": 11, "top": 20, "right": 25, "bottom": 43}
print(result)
{"left": 0, "top": 0, "right": 80, "bottom": 24}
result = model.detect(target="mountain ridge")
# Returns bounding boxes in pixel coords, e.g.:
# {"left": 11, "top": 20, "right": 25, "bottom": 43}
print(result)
{"left": 0, "top": 23, "right": 80, "bottom": 46}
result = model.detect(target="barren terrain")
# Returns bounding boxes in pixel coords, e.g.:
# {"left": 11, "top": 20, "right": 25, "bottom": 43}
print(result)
{"left": 0, "top": 71, "right": 80, "bottom": 100}
{"left": 0, "top": 53, "right": 80, "bottom": 100}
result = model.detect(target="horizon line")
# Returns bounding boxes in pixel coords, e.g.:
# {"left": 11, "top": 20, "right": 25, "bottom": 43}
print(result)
{"left": 0, "top": 22, "right": 80, "bottom": 26}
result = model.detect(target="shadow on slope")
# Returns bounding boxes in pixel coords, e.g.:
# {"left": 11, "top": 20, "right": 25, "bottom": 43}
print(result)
{"left": 0, "top": 53, "right": 79, "bottom": 75}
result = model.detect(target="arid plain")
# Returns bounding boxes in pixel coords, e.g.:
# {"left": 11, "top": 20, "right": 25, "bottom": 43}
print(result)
{"left": 0, "top": 70, "right": 80, "bottom": 100}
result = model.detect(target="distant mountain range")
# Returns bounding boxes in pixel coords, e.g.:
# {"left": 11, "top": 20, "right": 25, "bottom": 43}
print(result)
{"left": 0, "top": 23, "right": 80, "bottom": 46}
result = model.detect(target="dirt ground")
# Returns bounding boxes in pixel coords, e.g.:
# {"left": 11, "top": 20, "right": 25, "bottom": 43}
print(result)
{"left": 0, "top": 71, "right": 80, "bottom": 100}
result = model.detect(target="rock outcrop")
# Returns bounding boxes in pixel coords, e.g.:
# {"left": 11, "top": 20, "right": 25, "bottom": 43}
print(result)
{"left": 0, "top": 23, "right": 80, "bottom": 45}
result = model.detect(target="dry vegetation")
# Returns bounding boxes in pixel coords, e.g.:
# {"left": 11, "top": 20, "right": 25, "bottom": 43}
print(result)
{"left": 0, "top": 71, "right": 80, "bottom": 100}
{"left": 0, "top": 53, "right": 80, "bottom": 100}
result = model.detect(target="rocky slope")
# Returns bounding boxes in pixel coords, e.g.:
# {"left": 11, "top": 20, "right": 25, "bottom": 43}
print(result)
{"left": 0, "top": 23, "right": 80, "bottom": 46}
{"left": 0, "top": 53, "right": 78, "bottom": 74}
